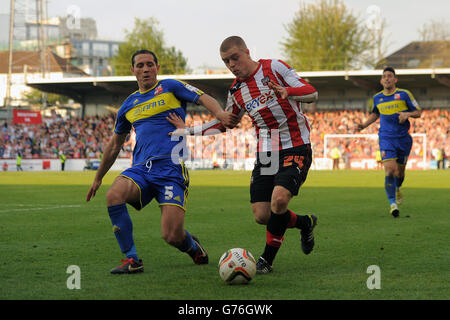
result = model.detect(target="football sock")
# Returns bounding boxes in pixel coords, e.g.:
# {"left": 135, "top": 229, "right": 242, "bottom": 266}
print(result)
{"left": 385, "top": 176, "right": 397, "bottom": 205}
{"left": 287, "top": 210, "right": 312, "bottom": 230}
{"left": 125, "top": 244, "right": 138, "bottom": 261}
{"left": 108, "top": 204, "right": 139, "bottom": 261}
{"left": 262, "top": 211, "right": 291, "bottom": 265}
{"left": 396, "top": 176, "right": 404, "bottom": 189}
{"left": 176, "top": 230, "right": 199, "bottom": 258}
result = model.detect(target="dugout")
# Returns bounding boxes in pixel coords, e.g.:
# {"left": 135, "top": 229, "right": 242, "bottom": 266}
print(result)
{"left": 25, "top": 68, "right": 450, "bottom": 117}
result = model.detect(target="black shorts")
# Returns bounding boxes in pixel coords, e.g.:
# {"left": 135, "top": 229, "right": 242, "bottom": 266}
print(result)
{"left": 250, "top": 144, "right": 312, "bottom": 203}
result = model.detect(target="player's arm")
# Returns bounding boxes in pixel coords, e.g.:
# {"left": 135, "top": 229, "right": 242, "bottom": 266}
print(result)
{"left": 197, "top": 94, "right": 239, "bottom": 128}
{"left": 357, "top": 112, "right": 379, "bottom": 131}
{"left": 268, "top": 80, "right": 318, "bottom": 102}
{"left": 171, "top": 80, "right": 238, "bottom": 128}
{"left": 269, "top": 60, "right": 318, "bottom": 102}
{"left": 169, "top": 95, "right": 244, "bottom": 136}
{"left": 168, "top": 111, "right": 241, "bottom": 137}
{"left": 399, "top": 90, "right": 422, "bottom": 123}
{"left": 398, "top": 109, "right": 422, "bottom": 123}
{"left": 86, "top": 132, "right": 128, "bottom": 202}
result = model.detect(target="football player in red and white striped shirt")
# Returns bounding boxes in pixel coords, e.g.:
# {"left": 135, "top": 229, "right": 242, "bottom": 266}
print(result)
{"left": 169, "top": 36, "right": 318, "bottom": 274}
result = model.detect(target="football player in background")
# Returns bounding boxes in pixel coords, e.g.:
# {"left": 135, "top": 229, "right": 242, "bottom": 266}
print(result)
{"left": 357, "top": 67, "right": 422, "bottom": 217}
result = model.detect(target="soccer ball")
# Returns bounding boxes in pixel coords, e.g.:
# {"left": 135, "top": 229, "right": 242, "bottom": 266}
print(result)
{"left": 218, "top": 248, "right": 256, "bottom": 285}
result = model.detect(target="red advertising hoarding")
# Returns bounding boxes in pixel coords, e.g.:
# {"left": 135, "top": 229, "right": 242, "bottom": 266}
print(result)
{"left": 13, "top": 110, "right": 42, "bottom": 124}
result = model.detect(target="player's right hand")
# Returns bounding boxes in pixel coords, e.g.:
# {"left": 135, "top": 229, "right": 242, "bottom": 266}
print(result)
{"left": 217, "top": 111, "right": 239, "bottom": 128}
{"left": 356, "top": 123, "right": 365, "bottom": 131}
{"left": 86, "top": 180, "right": 102, "bottom": 202}
{"left": 268, "top": 80, "right": 288, "bottom": 99}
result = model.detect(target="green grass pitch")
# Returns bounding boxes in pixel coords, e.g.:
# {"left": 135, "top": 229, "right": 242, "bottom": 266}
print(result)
{"left": 0, "top": 169, "right": 449, "bottom": 300}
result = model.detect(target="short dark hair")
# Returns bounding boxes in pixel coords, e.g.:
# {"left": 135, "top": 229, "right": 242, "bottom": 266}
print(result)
{"left": 220, "top": 36, "right": 247, "bottom": 53}
{"left": 131, "top": 49, "right": 158, "bottom": 67}
{"left": 383, "top": 66, "right": 396, "bottom": 76}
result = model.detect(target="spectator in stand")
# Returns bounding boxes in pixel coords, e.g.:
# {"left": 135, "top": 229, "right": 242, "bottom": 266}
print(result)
{"left": 0, "top": 109, "right": 448, "bottom": 166}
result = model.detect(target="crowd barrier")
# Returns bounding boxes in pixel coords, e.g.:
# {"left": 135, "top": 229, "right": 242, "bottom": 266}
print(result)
{"left": 0, "top": 156, "right": 433, "bottom": 172}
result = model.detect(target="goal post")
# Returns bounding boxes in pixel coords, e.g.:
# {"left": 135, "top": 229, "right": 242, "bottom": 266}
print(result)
{"left": 323, "top": 133, "right": 427, "bottom": 169}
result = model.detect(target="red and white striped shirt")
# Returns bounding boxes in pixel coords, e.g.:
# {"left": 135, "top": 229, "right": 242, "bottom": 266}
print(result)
{"left": 189, "top": 59, "right": 317, "bottom": 152}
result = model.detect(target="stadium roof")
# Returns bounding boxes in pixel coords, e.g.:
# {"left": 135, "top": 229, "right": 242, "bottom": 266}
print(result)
{"left": 0, "top": 50, "right": 87, "bottom": 75}
{"left": 27, "top": 68, "right": 450, "bottom": 104}
{"left": 376, "top": 41, "right": 450, "bottom": 69}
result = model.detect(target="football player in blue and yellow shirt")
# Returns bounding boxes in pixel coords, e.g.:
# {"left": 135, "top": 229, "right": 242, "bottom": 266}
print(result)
{"left": 357, "top": 67, "right": 422, "bottom": 217}
{"left": 86, "top": 50, "right": 238, "bottom": 273}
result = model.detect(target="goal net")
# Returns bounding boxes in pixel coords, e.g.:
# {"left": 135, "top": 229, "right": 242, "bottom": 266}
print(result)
{"left": 322, "top": 133, "right": 427, "bottom": 170}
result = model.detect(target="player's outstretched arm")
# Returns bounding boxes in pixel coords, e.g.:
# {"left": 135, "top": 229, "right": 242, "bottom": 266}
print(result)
{"left": 356, "top": 112, "right": 379, "bottom": 131}
{"left": 167, "top": 112, "right": 225, "bottom": 137}
{"left": 197, "top": 94, "right": 239, "bottom": 128}
{"left": 86, "top": 132, "right": 127, "bottom": 202}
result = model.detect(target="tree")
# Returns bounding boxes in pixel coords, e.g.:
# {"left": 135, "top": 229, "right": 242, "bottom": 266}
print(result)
{"left": 418, "top": 19, "right": 450, "bottom": 41}
{"left": 111, "top": 17, "right": 189, "bottom": 75}
{"left": 23, "top": 88, "right": 69, "bottom": 107}
{"left": 282, "top": 0, "right": 374, "bottom": 70}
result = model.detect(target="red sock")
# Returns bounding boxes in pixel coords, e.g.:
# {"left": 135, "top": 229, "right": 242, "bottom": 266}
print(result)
{"left": 266, "top": 230, "right": 284, "bottom": 248}
{"left": 287, "top": 210, "right": 298, "bottom": 228}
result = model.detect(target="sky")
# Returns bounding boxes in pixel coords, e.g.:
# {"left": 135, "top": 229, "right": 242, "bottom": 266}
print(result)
{"left": 1, "top": 0, "right": 450, "bottom": 69}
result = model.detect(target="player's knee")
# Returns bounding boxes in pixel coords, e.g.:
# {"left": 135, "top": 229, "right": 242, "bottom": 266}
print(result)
{"left": 271, "top": 194, "right": 289, "bottom": 213}
{"left": 384, "top": 166, "right": 396, "bottom": 177}
{"left": 106, "top": 188, "right": 125, "bottom": 207}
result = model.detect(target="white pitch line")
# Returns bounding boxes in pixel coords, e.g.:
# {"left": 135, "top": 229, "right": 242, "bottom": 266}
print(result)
{"left": 0, "top": 204, "right": 82, "bottom": 213}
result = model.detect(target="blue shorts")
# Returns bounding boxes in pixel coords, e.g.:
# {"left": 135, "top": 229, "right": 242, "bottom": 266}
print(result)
{"left": 379, "top": 135, "right": 412, "bottom": 165}
{"left": 120, "top": 157, "right": 189, "bottom": 211}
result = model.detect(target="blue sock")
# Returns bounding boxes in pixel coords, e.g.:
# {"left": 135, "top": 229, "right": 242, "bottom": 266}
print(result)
{"left": 396, "top": 176, "right": 404, "bottom": 189}
{"left": 126, "top": 244, "right": 138, "bottom": 261}
{"left": 385, "top": 176, "right": 396, "bottom": 205}
{"left": 108, "top": 204, "right": 139, "bottom": 261}
{"left": 176, "top": 230, "right": 199, "bottom": 258}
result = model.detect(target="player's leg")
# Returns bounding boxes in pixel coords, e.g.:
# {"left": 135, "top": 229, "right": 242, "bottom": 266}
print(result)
{"left": 156, "top": 159, "right": 208, "bottom": 264}
{"left": 257, "top": 145, "right": 317, "bottom": 274}
{"left": 383, "top": 159, "right": 400, "bottom": 217}
{"left": 107, "top": 175, "right": 144, "bottom": 274}
{"left": 251, "top": 202, "right": 271, "bottom": 225}
{"left": 395, "top": 135, "right": 412, "bottom": 205}
{"left": 256, "top": 185, "right": 293, "bottom": 273}
{"left": 380, "top": 139, "right": 400, "bottom": 217}
{"left": 160, "top": 204, "right": 208, "bottom": 264}
{"left": 396, "top": 163, "right": 406, "bottom": 204}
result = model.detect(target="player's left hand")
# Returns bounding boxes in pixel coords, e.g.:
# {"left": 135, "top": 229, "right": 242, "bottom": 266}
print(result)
{"left": 167, "top": 112, "right": 186, "bottom": 129}
{"left": 398, "top": 112, "right": 409, "bottom": 123}
{"left": 268, "top": 80, "right": 288, "bottom": 99}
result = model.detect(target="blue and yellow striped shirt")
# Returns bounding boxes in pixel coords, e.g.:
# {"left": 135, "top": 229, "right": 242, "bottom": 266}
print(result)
{"left": 372, "top": 88, "right": 421, "bottom": 138}
{"left": 114, "top": 79, "right": 203, "bottom": 165}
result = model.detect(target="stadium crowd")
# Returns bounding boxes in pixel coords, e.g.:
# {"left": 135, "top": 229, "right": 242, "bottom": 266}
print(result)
{"left": 1, "top": 108, "right": 448, "bottom": 165}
